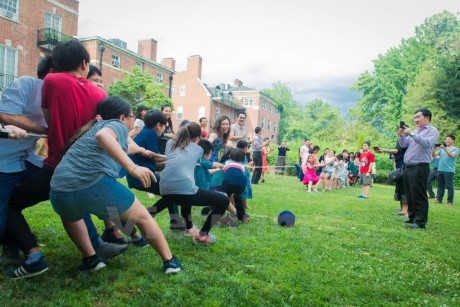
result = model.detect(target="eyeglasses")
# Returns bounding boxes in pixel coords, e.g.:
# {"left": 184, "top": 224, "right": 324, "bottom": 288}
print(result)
{"left": 126, "top": 115, "right": 135, "bottom": 118}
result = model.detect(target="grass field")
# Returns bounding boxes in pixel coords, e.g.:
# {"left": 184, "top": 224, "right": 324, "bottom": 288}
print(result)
{"left": 1, "top": 175, "right": 459, "bottom": 306}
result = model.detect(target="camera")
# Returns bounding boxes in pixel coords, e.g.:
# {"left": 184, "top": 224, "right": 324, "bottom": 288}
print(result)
{"left": 435, "top": 142, "right": 446, "bottom": 147}
{"left": 399, "top": 121, "right": 407, "bottom": 129}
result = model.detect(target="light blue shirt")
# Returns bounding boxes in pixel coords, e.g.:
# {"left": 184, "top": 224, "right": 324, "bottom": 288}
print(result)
{"left": 398, "top": 124, "right": 439, "bottom": 164}
{"left": 0, "top": 77, "right": 47, "bottom": 173}
{"left": 437, "top": 146, "right": 458, "bottom": 173}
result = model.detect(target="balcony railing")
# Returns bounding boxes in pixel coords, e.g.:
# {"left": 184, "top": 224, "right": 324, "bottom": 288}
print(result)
{"left": 37, "top": 28, "right": 72, "bottom": 51}
{"left": 0, "top": 73, "right": 16, "bottom": 91}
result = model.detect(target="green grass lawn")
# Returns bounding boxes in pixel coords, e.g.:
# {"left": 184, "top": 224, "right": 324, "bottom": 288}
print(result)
{"left": 1, "top": 175, "right": 459, "bottom": 306}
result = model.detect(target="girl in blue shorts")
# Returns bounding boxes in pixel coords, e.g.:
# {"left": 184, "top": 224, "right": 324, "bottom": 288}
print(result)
{"left": 50, "top": 96, "right": 181, "bottom": 274}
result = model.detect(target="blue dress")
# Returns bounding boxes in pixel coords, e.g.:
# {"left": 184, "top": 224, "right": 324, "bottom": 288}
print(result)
{"left": 210, "top": 137, "right": 224, "bottom": 163}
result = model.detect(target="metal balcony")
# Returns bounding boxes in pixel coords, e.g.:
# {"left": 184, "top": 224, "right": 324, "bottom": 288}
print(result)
{"left": 37, "top": 28, "right": 72, "bottom": 51}
{"left": 0, "top": 73, "right": 16, "bottom": 91}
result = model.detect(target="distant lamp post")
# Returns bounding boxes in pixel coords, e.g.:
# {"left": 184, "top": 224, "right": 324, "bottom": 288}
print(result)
{"left": 168, "top": 74, "right": 173, "bottom": 98}
{"left": 99, "top": 44, "right": 105, "bottom": 71}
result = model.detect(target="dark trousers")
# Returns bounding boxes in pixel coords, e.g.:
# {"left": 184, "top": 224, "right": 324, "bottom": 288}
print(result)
{"left": 427, "top": 168, "right": 438, "bottom": 198}
{"left": 148, "top": 188, "right": 229, "bottom": 234}
{"left": 436, "top": 171, "right": 454, "bottom": 203}
{"left": 134, "top": 179, "right": 178, "bottom": 218}
{"left": 403, "top": 163, "right": 430, "bottom": 227}
{"left": 6, "top": 166, "right": 100, "bottom": 253}
{"left": 251, "top": 152, "right": 262, "bottom": 184}
{"left": 222, "top": 184, "right": 246, "bottom": 221}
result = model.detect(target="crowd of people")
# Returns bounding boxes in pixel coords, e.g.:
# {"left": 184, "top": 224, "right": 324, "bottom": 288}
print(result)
{"left": 0, "top": 39, "right": 457, "bottom": 281}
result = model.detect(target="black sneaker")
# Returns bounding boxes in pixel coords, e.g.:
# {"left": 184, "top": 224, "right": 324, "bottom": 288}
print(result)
{"left": 79, "top": 255, "right": 106, "bottom": 273}
{"left": 163, "top": 255, "right": 182, "bottom": 274}
{"left": 0, "top": 245, "right": 21, "bottom": 266}
{"left": 169, "top": 218, "right": 186, "bottom": 230}
{"left": 101, "top": 227, "right": 131, "bottom": 245}
{"left": 6, "top": 257, "right": 49, "bottom": 279}
{"left": 94, "top": 238, "right": 129, "bottom": 260}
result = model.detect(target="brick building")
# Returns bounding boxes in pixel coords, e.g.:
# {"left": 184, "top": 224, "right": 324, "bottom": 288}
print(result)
{"left": 0, "top": 0, "right": 79, "bottom": 90}
{"left": 171, "top": 58, "right": 281, "bottom": 142}
{"left": 80, "top": 37, "right": 174, "bottom": 96}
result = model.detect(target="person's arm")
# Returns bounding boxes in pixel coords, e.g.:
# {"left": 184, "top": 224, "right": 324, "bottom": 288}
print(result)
{"left": 440, "top": 145, "right": 458, "bottom": 158}
{"left": 0, "top": 114, "right": 47, "bottom": 134}
{"left": 96, "top": 127, "right": 156, "bottom": 188}
{"left": 0, "top": 125, "right": 28, "bottom": 139}
{"left": 378, "top": 148, "right": 398, "bottom": 155}
{"left": 208, "top": 132, "right": 218, "bottom": 144}
{"left": 403, "top": 127, "right": 439, "bottom": 149}
{"left": 128, "top": 126, "right": 141, "bottom": 138}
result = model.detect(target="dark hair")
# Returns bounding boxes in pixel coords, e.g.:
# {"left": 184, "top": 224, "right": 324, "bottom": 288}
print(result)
{"left": 237, "top": 139, "right": 249, "bottom": 149}
{"left": 312, "top": 145, "right": 320, "bottom": 152}
{"left": 219, "top": 147, "right": 232, "bottom": 163}
{"left": 37, "top": 55, "right": 54, "bottom": 80}
{"left": 446, "top": 135, "right": 455, "bottom": 141}
{"left": 415, "top": 108, "right": 432, "bottom": 121}
{"left": 65, "top": 96, "right": 131, "bottom": 153}
{"left": 237, "top": 111, "right": 246, "bottom": 118}
{"left": 230, "top": 148, "right": 245, "bottom": 163}
{"left": 52, "top": 39, "right": 90, "bottom": 72}
{"left": 198, "top": 139, "right": 213, "bottom": 155}
{"left": 349, "top": 152, "right": 355, "bottom": 155}
{"left": 363, "top": 141, "right": 370, "bottom": 147}
{"left": 135, "top": 105, "right": 149, "bottom": 119}
{"left": 336, "top": 154, "right": 344, "bottom": 161}
{"left": 179, "top": 119, "right": 190, "bottom": 128}
{"left": 144, "top": 109, "right": 167, "bottom": 129}
{"left": 342, "top": 149, "right": 349, "bottom": 154}
{"left": 212, "top": 116, "right": 230, "bottom": 144}
{"left": 255, "top": 126, "right": 262, "bottom": 134}
{"left": 199, "top": 117, "right": 207, "bottom": 123}
{"left": 161, "top": 103, "right": 174, "bottom": 133}
{"left": 172, "top": 122, "right": 201, "bottom": 151}
{"left": 87, "top": 64, "right": 102, "bottom": 79}
{"left": 356, "top": 152, "right": 361, "bottom": 159}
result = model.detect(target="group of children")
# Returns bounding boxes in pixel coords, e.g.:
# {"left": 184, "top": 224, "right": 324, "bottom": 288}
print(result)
{"left": 298, "top": 140, "right": 374, "bottom": 197}
{"left": 0, "top": 39, "right": 260, "bottom": 279}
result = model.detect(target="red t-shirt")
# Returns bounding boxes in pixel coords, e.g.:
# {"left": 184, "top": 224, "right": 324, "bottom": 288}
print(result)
{"left": 359, "top": 151, "right": 375, "bottom": 174}
{"left": 201, "top": 128, "right": 208, "bottom": 138}
{"left": 41, "top": 73, "right": 107, "bottom": 168}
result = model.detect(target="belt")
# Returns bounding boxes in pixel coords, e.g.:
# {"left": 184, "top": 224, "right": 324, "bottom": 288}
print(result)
{"left": 405, "top": 163, "right": 429, "bottom": 168}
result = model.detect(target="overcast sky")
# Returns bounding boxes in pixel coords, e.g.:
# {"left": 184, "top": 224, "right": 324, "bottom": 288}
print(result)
{"left": 78, "top": 0, "right": 459, "bottom": 110}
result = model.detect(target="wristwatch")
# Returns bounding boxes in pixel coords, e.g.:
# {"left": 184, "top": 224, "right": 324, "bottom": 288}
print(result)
{"left": 410, "top": 132, "right": 416, "bottom": 137}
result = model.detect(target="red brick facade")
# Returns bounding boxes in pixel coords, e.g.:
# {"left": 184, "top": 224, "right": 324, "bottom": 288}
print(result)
{"left": 0, "top": 0, "right": 78, "bottom": 88}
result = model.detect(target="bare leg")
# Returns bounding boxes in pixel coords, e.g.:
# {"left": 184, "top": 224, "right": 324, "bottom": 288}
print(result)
{"left": 62, "top": 219, "right": 95, "bottom": 257}
{"left": 119, "top": 199, "right": 172, "bottom": 261}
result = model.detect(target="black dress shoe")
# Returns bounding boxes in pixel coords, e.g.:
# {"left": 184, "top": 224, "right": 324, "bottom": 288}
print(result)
{"left": 403, "top": 219, "right": 414, "bottom": 223}
{"left": 405, "top": 223, "right": 425, "bottom": 229}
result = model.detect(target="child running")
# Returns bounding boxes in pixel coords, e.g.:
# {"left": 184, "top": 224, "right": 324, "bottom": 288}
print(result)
{"left": 50, "top": 97, "right": 181, "bottom": 274}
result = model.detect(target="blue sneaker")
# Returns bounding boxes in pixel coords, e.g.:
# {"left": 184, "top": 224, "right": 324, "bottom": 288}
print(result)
{"left": 132, "top": 236, "right": 149, "bottom": 248}
{"left": 163, "top": 255, "right": 182, "bottom": 274}
{"left": 6, "top": 257, "right": 49, "bottom": 279}
{"left": 79, "top": 255, "right": 106, "bottom": 273}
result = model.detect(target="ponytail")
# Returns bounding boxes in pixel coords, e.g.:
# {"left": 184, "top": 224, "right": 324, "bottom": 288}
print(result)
{"left": 171, "top": 122, "right": 201, "bottom": 151}
{"left": 63, "top": 119, "right": 97, "bottom": 155}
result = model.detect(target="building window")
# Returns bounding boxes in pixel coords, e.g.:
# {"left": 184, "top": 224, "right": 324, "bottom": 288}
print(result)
{"left": 45, "top": 12, "right": 62, "bottom": 32}
{"left": 274, "top": 122, "right": 277, "bottom": 132}
{"left": 171, "top": 86, "right": 176, "bottom": 97}
{"left": 268, "top": 120, "right": 271, "bottom": 131}
{"left": 228, "top": 111, "right": 233, "bottom": 122}
{"left": 0, "top": 45, "right": 18, "bottom": 89}
{"left": 215, "top": 107, "right": 221, "bottom": 120}
{"left": 244, "top": 98, "right": 254, "bottom": 107}
{"left": 261, "top": 117, "right": 265, "bottom": 129}
{"left": 111, "top": 54, "right": 120, "bottom": 68}
{"left": 0, "top": 0, "right": 19, "bottom": 21}
{"left": 198, "top": 106, "right": 205, "bottom": 119}
{"left": 136, "top": 62, "right": 143, "bottom": 72}
{"left": 261, "top": 100, "right": 266, "bottom": 109}
{"left": 157, "top": 72, "right": 163, "bottom": 83}
{"left": 179, "top": 85, "right": 186, "bottom": 96}
{"left": 176, "top": 106, "right": 183, "bottom": 119}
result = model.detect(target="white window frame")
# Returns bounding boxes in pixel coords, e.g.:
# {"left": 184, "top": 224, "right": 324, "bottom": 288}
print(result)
{"left": 268, "top": 119, "right": 271, "bottom": 131}
{"left": 176, "top": 106, "right": 183, "bottom": 120}
{"left": 215, "top": 107, "right": 221, "bottom": 120}
{"left": 261, "top": 117, "right": 265, "bottom": 129}
{"left": 111, "top": 54, "right": 120, "bottom": 68}
{"left": 157, "top": 72, "right": 163, "bottom": 83}
{"left": 179, "top": 85, "right": 186, "bottom": 96}
{"left": 171, "top": 85, "right": 176, "bottom": 97}
{"left": 244, "top": 98, "right": 254, "bottom": 107}
{"left": 274, "top": 121, "right": 277, "bottom": 132}
{"left": 45, "top": 12, "right": 62, "bottom": 32}
{"left": 0, "top": 44, "right": 18, "bottom": 89}
{"left": 198, "top": 106, "right": 205, "bottom": 119}
{"left": 0, "top": 0, "right": 19, "bottom": 21}
{"left": 261, "top": 100, "right": 266, "bottom": 109}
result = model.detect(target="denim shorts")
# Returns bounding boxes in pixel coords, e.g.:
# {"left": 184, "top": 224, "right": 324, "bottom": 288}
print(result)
{"left": 50, "top": 176, "right": 135, "bottom": 222}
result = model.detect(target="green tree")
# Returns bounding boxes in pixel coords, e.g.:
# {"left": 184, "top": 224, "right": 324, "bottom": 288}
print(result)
{"left": 108, "top": 66, "right": 171, "bottom": 109}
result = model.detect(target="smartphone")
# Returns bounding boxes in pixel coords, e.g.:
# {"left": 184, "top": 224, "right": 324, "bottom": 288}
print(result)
{"left": 399, "top": 121, "right": 406, "bottom": 129}
{"left": 372, "top": 146, "right": 380, "bottom": 151}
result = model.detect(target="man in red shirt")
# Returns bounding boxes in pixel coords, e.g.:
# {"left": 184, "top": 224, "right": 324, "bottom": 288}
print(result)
{"left": 5, "top": 40, "right": 125, "bottom": 279}
{"left": 199, "top": 117, "right": 208, "bottom": 138}
{"left": 358, "top": 141, "right": 375, "bottom": 199}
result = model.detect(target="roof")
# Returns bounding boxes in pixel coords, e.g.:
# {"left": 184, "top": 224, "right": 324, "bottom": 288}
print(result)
{"left": 205, "top": 84, "right": 244, "bottom": 110}
{"left": 226, "top": 85, "right": 257, "bottom": 92}
{"left": 79, "top": 36, "right": 175, "bottom": 74}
